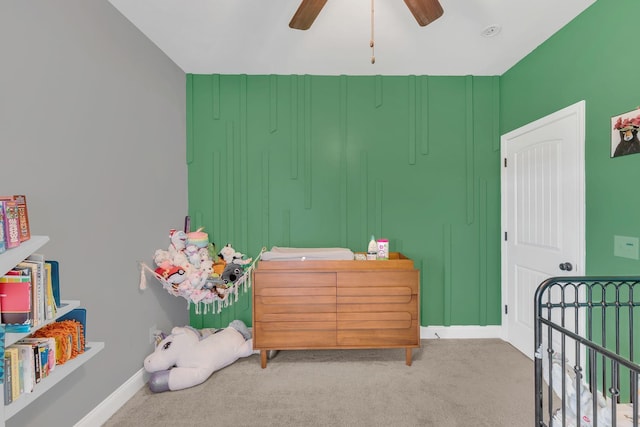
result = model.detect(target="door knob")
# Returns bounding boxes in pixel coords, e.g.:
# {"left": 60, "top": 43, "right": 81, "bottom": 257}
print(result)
{"left": 559, "top": 262, "right": 573, "bottom": 271}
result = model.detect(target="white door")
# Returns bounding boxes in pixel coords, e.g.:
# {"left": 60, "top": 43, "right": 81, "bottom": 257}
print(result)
{"left": 501, "top": 100, "right": 586, "bottom": 359}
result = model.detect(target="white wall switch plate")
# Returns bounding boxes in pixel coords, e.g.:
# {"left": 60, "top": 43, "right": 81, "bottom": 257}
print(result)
{"left": 614, "top": 235, "right": 640, "bottom": 260}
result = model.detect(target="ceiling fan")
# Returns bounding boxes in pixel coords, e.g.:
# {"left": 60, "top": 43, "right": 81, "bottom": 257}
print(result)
{"left": 289, "top": 0, "right": 444, "bottom": 30}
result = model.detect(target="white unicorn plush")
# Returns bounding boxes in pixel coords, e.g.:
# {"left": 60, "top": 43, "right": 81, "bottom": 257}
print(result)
{"left": 144, "top": 320, "right": 254, "bottom": 392}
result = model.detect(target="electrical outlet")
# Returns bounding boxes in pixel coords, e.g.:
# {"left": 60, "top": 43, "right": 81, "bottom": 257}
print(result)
{"left": 149, "top": 325, "right": 157, "bottom": 344}
{"left": 614, "top": 235, "right": 639, "bottom": 260}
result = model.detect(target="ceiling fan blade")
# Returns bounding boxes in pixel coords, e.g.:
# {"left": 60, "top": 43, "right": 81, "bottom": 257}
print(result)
{"left": 404, "top": 0, "right": 444, "bottom": 27}
{"left": 289, "top": 0, "right": 328, "bottom": 30}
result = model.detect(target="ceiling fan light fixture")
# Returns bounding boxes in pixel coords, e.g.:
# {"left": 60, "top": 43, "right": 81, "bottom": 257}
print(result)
{"left": 481, "top": 25, "right": 502, "bottom": 38}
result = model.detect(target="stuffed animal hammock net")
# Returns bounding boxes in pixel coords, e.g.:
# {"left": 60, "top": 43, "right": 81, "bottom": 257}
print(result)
{"left": 138, "top": 228, "right": 264, "bottom": 314}
{"left": 139, "top": 254, "right": 262, "bottom": 315}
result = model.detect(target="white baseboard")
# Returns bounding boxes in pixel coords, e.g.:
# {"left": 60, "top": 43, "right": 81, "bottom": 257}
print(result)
{"left": 74, "top": 368, "right": 147, "bottom": 427}
{"left": 421, "top": 325, "right": 503, "bottom": 339}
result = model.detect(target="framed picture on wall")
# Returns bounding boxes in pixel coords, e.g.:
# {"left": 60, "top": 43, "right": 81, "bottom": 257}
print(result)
{"left": 611, "top": 107, "right": 640, "bottom": 158}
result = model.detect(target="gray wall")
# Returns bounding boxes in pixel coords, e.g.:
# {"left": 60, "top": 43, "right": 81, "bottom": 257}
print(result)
{"left": 0, "top": 1, "right": 188, "bottom": 425}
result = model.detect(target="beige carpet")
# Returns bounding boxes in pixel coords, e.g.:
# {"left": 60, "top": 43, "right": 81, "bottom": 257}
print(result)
{"left": 104, "top": 339, "right": 533, "bottom": 427}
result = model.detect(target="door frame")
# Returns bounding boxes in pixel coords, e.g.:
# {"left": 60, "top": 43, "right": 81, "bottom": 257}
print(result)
{"left": 499, "top": 100, "right": 587, "bottom": 350}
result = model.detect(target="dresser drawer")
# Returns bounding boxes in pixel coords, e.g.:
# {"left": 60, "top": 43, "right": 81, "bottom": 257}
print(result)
{"left": 254, "top": 272, "right": 335, "bottom": 289}
{"left": 337, "top": 316, "right": 419, "bottom": 347}
{"left": 337, "top": 271, "right": 419, "bottom": 293}
{"left": 254, "top": 322, "right": 336, "bottom": 348}
{"left": 337, "top": 325, "right": 419, "bottom": 347}
{"left": 337, "top": 311, "right": 412, "bottom": 329}
{"left": 337, "top": 285, "right": 413, "bottom": 305}
{"left": 254, "top": 285, "right": 336, "bottom": 320}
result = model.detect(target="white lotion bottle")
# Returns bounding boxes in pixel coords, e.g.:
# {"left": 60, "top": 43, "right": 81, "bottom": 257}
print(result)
{"left": 367, "top": 235, "right": 377, "bottom": 260}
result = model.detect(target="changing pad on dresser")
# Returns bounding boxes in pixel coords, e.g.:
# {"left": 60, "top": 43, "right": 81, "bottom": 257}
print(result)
{"left": 260, "top": 246, "right": 355, "bottom": 261}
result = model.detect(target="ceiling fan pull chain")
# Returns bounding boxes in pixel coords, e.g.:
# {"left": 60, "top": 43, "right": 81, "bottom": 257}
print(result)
{"left": 370, "top": 0, "right": 375, "bottom": 64}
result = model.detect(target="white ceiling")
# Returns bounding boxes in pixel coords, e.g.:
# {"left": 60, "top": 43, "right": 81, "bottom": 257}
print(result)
{"left": 108, "top": 0, "right": 596, "bottom": 76}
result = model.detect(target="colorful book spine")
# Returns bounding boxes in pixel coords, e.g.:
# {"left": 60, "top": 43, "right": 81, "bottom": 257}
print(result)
{"left": 12, "top": 345, "right": 34, "bottom": 394}
{"left": 26, "top": 255, "right": 46, "bottom": 325}
{"left": 4, "top": 354, "right": 11, "bottom": 404}
{"left": 6, "top": 347, "right": 20, "bottom": 402}
{"left": 2, "top": 200, "right": 20, "bottom": 249}
{"left": 12, "top": 195, "right": 30, "bottom": 242}
{"left": 18, "top": 261, "right": 38, "bottom": 326}
{"left": 0, "top": 201, "right": 5, "bottom": 254}
{"left": 44, "top": 263, "right": 57, "bottom": 319}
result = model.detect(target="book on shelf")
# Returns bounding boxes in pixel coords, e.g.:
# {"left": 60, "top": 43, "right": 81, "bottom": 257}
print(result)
{"left": 1, "top": 199, "right": 20, "bottom": 249}
{"left": 43, "top": 262, "right": 57, "bottom": 318}
{"left": 17, "top": 261, "right": 39, "bottom": 326}
{"left": 0, "top": 324, "right": 5, "bottom": 384}
{"left": 0, "top": 200, "right": 5, "bottom": 254}
{"left": 11, "top": 344, "right": 34, "bottom": 394}
{"left": 6, "top": 347, "right": 20, "bottom": 402}
{"left": 19, "top": 254, "right": 48, "bottom": 326}
{"left": 0, "top": 275, "right": 32, "bottom": 325}
{"left": 45, "top": 260, "right": 61, "bottom": 308}
{"left": 4, "top": 354, "right": 11, "bottom": 405}
{"left": 12, "top": 194, "right": 30, "bottom": 242}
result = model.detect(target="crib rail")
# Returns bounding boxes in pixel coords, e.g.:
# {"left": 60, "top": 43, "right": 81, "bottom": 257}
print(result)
{"left": 534, "top": 276, "right": 640, "bottom": 427}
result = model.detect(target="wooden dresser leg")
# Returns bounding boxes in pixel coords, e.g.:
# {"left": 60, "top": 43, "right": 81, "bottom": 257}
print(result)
{"left": 405, "top": 348, "right": 412, "bottom": 366}
{"left": 260, "top": 350, "right": 267, "bottom": 368}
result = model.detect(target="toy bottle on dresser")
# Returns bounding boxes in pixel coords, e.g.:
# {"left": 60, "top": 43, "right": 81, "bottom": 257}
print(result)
{"left": 367, "top": 235, "right": 377, "bottom": 260}
{"left": 377, "top": 238, "right": 389, "bottom": 260}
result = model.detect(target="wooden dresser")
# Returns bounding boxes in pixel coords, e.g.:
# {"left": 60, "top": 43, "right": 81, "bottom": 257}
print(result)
{"left": 252, "top": 252, "right": 420, "bottom": 368}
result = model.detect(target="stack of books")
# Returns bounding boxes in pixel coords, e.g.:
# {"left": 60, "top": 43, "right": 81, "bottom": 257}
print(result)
{"left": 3, "top": 318, "right": 84, "bottom": 404}
{"left": 0, "top": 194, "right": 30, "bottom": 254}
{"left": 0, "top": 258, "right": 59, "bottom": 332}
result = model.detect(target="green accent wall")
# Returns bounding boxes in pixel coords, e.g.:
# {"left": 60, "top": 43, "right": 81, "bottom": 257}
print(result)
{"left": 187, "top": 74, "right": 502, "bottom": 328}
{"left": 500, "top": 0, "right": 640, "bottom": 277}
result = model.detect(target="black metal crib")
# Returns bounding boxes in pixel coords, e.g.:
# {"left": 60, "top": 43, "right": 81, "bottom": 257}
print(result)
{"left": 535, "top": 276, "right": 640, "bottom": 427}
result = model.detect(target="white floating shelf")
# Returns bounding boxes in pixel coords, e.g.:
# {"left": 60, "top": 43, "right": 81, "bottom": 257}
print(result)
{"left": 4, "top": 342, "right": 105, "bottom": 420}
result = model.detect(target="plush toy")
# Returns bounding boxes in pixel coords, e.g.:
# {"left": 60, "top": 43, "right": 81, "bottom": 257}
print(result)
{"left": 218, "top": 243, "right": 253, "bottom": 266}
{"left": 221, "top": 263, "right": 244, "bottom": 284}
{"left": 144, "top": 320, "right": 254, "bottom": 392}
{"left": 168, "top": 229, "right": 188, "bottom": 258}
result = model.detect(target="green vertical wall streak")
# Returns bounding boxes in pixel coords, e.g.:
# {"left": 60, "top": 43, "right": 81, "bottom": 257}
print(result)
{"left": 375, "top": 180, "right": 383, "bottom": 239}
{"left": 226, "top": 121, "right": 235, "bottom": 241}
{"left": 478, "top": 179, "right": 488, "bottom": 326}
{"left": 186, "top": 75, "right": 194, "bottom": 165}
{"left": 304, "top": 75, "right": 312, "bottom": 209}
{"left": 261, "top": 153, "right": 269, "bottom": 245}
{"left": 360, "top": 152, "right": 369, "bottom": 242}
{"left": 282, "top": 209, "right": 291, "bottom": 245}
{"left": 340, "top": 76, "right": 348, "bottom": 246}
{"left": 374, "top": 75, "right": 382, "bottom": 108}
{"left": 408, "top": 76, "right": 416, "bottom": 165}
{"left": 239, "top": 75, "right": 248, "bottom": 250}
{"left": 212, "top": 74, "right": 220, "bottom": 120}
{"left": 188, "top": 74, "right": 501, "bottom": 328}
{"left": 290, "top": 77, "right": 298, "bottom": 179}
{"left": 491, "top": 76, "right": 500, "bottom": 152}
{"left": 212, "top": 152, "right": 221, "bottom": 238}
{"left": 269, "top": 75, "right": 277, "bottom": 133}
{"left": 421, "top": 76, "right": 430, "bottom": 155}
{"left": 443, "top": 224, "right": 452, "bottom": 326}
{"left": 466, "top": 76, "right": 475, "bottom": 225}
